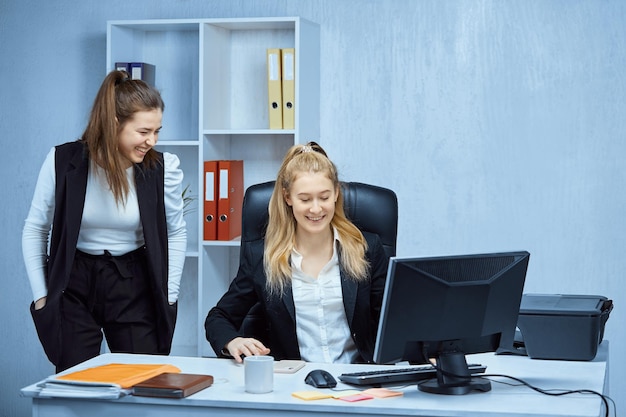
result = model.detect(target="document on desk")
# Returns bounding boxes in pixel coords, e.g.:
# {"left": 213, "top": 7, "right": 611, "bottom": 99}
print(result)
{"left": 34, "top": 362, "right": 182, "bottom": 399}
{"left": 36, "top": 379, "right": 130, "bottom": 399}
{"left": 55, "top": 363, "right": 180, "bottom": 388}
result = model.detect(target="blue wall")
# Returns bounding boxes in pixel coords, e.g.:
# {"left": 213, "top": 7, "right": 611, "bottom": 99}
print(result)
{"left": 1, "top": 1, "right": 624, "bottom": 416}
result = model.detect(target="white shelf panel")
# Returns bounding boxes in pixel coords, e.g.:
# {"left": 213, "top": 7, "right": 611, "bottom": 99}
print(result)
{"left": 203, "top": 129, "right": 295, "bottom": 135}
{"left": 202, "top": 239, "right": 241, "bottom": 247}
{"left": 108, "top": 16, "right": 319, "bottom": 357}
{"left": 157, "top": 140, "right": 200, "bottom": 146}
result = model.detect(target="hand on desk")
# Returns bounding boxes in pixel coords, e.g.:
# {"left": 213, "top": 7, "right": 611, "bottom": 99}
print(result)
{"left": 225, "top": 337, "right": 271, "bottom": 363}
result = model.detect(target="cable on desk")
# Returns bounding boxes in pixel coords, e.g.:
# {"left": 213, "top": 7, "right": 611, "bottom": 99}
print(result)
{"left": 483, "top": 373, "right": 616, "bottom": 417}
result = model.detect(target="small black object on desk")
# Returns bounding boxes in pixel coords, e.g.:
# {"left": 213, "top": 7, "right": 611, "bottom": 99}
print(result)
{"left": 304, "top": 369, "right": 337, "bottom": 388}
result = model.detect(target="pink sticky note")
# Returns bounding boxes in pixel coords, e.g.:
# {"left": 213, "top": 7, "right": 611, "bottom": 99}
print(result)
{"left": 337, "top": 393, "right": 374, "bottom": 402}
{"left": 362, "top": 387, "right": 404, "bottom": 398}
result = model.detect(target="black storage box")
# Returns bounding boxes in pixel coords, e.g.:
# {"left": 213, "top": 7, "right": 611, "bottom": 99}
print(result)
{"left": 517, "top": 294, "right": 613, "bottom": 361}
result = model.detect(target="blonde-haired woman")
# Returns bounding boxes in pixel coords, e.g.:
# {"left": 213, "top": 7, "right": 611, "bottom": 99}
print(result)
{"left": 205, "top": 142, "right": 388, "bottom": 364}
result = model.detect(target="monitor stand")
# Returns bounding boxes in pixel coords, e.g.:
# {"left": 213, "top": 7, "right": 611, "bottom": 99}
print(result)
{"left": 418, "top": 351, "right": 491, "bottom": 395}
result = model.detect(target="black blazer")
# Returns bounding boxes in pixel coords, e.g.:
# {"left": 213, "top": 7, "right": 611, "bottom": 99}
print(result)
{"left": 205, "top": 231, "right": 389, "bottom": 363}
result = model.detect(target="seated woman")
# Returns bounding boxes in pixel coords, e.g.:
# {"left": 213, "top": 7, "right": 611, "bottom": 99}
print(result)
{"left": 205, "top": 142, "right": 389, "bottom": 364}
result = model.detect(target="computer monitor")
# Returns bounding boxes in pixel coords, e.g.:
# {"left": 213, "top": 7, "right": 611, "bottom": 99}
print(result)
{"left": 374, "top": 251, "right": 530, "bottom": 395}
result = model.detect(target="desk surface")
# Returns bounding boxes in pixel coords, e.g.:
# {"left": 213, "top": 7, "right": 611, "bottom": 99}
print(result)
{"left": 22, "top": 342, "right": 609, "bottom": 417}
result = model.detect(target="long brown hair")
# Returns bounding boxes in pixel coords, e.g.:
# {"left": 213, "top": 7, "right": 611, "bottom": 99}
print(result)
{"left": 81, "top": 70, "right": 164, "bottom": 205}
{"left": 264, "top": 142, "right": 368, "bottom": 295}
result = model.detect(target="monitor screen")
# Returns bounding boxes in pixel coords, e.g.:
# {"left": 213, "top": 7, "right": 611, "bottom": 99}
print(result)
{"left": 373, "top": 251, "right": 530, "bottom": 395}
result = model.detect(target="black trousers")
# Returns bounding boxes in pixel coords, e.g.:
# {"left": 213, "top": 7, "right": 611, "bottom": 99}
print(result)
{"left": 56, "top": 247, "right": 159, "bottom": 373}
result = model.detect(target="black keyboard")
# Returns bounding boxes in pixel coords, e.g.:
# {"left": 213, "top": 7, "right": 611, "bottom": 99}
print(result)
{"left": 338, "top": 363, "right": 487, "bottom": 386}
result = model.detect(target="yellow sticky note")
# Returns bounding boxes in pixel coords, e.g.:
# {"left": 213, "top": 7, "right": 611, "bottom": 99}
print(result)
{"left": 292, "top": 391, "right": 334, "bottom": 401}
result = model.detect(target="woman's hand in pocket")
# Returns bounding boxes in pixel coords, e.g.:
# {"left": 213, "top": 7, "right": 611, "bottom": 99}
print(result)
{"left": 34, "top": 296, "right": 47, "bottom": 310}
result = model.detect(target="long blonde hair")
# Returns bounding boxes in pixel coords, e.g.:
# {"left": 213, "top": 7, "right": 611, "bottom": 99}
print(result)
{"left": 81, "top": 70, "right": 164, "bottom": 205}
{"left": 264, "top": 142, "right": 369, "bottom": 295}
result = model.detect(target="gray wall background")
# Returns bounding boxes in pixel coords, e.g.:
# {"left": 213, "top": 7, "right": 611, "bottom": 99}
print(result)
{"left": 1, "top": 1, "right": 624, "bottom": 416}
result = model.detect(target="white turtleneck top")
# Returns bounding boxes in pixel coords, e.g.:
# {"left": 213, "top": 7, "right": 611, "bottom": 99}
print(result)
{"left": 22, "top": 147, "right": 187, "bottom": 304}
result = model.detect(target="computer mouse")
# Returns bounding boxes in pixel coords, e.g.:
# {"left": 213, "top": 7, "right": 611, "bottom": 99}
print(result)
{"left": 304, "top": 369, "right": 337, "bottom": 388}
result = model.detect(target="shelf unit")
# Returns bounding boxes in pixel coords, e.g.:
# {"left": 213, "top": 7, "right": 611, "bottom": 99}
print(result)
{"left": 107, "top": 17, "right": 320, "bottom": 357}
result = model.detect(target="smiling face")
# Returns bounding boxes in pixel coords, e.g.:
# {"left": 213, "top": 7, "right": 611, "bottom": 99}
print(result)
{"left": 284, "top": 170, "right": 338, "bottom": 238}
{"left": 117, "top": 108, "right": 162, "bottom": 168}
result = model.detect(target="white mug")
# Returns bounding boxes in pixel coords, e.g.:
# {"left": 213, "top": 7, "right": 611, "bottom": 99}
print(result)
{"left": 244, "top": 355, "right": 274, "bottom": 394}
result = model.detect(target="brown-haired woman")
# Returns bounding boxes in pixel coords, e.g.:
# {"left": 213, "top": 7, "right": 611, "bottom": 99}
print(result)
{"left": 22, "top": 70, "right": 187, "bottom": 372}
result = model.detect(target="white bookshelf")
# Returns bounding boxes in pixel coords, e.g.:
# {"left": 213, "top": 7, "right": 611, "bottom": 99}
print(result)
{"left": 107, "top": 17, "right": 320, "bottom": 357}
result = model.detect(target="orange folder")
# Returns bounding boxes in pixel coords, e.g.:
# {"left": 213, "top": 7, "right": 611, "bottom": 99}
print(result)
{"left": 203, "top": 161, "right": 218, "bottom": 240}
{"left": 55, "top": 363, "right": 181, "bottom": 389}
{"left": 217, "top": 160, "right": 244, "bottom": 241}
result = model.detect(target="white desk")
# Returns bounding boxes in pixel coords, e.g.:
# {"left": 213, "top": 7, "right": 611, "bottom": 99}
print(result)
{"left": 21, "top": 342, "right": 609, "bottom": 417}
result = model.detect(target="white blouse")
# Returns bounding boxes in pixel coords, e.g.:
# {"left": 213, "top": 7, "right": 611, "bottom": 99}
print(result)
{"left": 291, "top": 230, "right": 359, "bottom": 363}
{"left": 22, "top": 146, "right": 187, "bottom": 304}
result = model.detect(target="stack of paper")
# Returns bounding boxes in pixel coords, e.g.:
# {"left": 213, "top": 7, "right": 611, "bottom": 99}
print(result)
{"left": 35, "top": 363, "right": 181, "bottom": 399}
{"left": 37, "top": 379, "right": 129, "bottom": 399}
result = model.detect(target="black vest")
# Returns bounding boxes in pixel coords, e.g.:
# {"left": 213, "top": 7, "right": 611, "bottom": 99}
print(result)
{"left": 48, "top": 141, "right": 175, "bottom": 353}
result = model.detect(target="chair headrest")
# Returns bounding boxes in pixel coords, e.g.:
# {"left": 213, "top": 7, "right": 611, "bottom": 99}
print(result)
{"left": 241, "top": 181, "right": 398, "bottom": 258}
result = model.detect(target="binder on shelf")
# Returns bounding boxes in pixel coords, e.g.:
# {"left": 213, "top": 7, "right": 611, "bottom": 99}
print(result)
{"left": 266, "top": 48, "right": 283, "bottom": 129}
{"left": 114, "top": 62, "right": 131, "bottom": 73}
{"left": 203, "top": 161, "right": 218, "bottom": 241}
{"left": 281, "top": 48, "right": 296, "bottom": 130}
{"left": 217, "top": 160, "right": 244, "bottom": 241}
{"left": 130, "top": 62, "right": 156, "bottom": 86}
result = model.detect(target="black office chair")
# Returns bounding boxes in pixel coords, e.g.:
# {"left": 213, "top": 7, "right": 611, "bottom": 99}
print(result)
{"left": 238, "top": 181, "right": 398, "bottom": 342}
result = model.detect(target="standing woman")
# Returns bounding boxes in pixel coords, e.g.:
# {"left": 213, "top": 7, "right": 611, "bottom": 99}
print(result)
{"left": 22, "top": 70, "right": 187, "bottom": 372}
{"left": 205, "top": 142, "right": 388, "bottom": 364}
